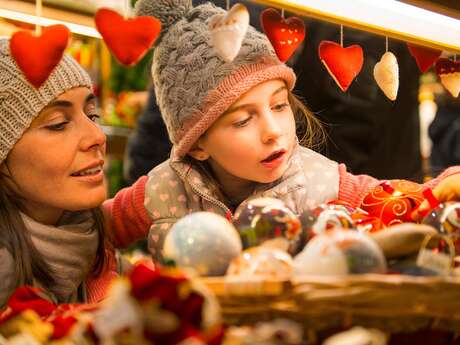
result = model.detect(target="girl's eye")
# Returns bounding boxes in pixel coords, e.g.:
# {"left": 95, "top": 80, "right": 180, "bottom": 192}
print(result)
{"left": 233, "top": 116, "right": 252, "bottom": 128}
{"left": 46, "top": 121, "right": 69, "bottom": 131}
{"left": 272, "top": 103, "right": 289, "bottom": 112}
{"left": 88, "top": 114, "right": 101, "bottom": 123}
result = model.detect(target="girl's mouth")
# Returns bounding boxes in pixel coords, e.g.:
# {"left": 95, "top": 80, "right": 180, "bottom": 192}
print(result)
{"left": 261, "top": 149, "right": 286, "bottom": 169}
{"left": 262, "top": 149, "right": 286, "bottom": 162}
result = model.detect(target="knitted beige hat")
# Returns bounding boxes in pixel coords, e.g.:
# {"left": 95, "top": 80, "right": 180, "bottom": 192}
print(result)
{"left": 135, "top": 0, "right": 296, "bottom": 158}
{"left": 0, "top": 38, "right": 93, "bottom": 163}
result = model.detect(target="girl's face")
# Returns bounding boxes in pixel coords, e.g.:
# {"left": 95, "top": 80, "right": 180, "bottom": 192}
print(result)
{"left": 196, "top": 79, "right": 297, "bottom": 184}
{"left": 1, "top": 87, "right": 107, "bottom": 224}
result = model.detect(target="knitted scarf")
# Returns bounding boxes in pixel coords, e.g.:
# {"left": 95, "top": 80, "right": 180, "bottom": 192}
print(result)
{"left": 21, "top": 211, "right": 99, "bottom": 303}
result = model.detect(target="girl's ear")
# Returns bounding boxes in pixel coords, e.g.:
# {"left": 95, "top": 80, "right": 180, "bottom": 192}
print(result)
{"left": 188, "top": 141, "right": 210, "bottom": 161}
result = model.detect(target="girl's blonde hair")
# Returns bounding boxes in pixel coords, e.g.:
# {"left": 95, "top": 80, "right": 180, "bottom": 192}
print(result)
{"left": 289, "top": 91, "right": 326, "bottom": 150}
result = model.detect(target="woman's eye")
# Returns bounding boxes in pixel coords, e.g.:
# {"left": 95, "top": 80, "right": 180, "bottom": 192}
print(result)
{"left": 272, "top": 103, "right": 289, "bottom": 112}
{"left": 46, "top": 121, "right": 69, "bottom": 131}
{"left": 233, "top": 116, "right": 252, "bottom": 128}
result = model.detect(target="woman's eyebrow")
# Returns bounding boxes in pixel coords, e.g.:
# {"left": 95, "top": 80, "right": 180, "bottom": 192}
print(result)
{"left": 42, "top": 100, "right": 72, "bottom": 110}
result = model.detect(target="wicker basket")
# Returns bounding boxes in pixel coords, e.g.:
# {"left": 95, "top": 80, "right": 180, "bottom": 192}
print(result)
{"left": 201, "top": 274, "right": 460, "bottom": 334}
{"left": 200, "top": 276, "right": 293, "bottom": 324}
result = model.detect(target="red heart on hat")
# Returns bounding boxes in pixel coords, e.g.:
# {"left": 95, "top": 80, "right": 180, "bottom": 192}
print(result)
{"left": 260, "top": 8, "right": 305, "bottom": 62}
{"left": 318, "top": 40, "right": 363, "bottom": 92}
{"left": 95, "top": 8, "right": 161, "bottom": 66}
{"left": 10, "top": 25, "right": 70, "bottom": 88}
{"left": 407, "top": 43, "right": 442, "bottom": 73}
{"left": 435, "top": 58, "right": 460, "bottom": 98}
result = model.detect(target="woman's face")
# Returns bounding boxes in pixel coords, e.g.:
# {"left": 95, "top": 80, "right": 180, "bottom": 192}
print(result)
{"left": 196, "top": 79, "right": 297, "bottom": 184}
{"left": 1, "top": 87, "right": 107, "bottom": 224}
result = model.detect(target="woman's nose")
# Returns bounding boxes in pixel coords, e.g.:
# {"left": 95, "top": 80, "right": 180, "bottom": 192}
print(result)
{"left": 81, "top": 117, "right": 106, "bottom": 151}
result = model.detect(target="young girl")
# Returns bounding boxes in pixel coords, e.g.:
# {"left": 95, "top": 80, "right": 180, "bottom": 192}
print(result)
{"left": 105, "top": 0, "right": 460, "bottom": 259}
{"left": 0, "top": 38, "right": 124, "bottom": 307}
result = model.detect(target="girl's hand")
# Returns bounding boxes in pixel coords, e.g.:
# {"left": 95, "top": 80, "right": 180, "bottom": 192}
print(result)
{"left": 412, "top": 174, "right": 460, "bottom": 221}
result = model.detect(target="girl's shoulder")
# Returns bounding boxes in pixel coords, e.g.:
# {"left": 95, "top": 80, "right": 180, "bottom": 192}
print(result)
{"left": 296, "top": 146, "right": 339, "bottom": 170}
{"left": 146, "top": 159, "right": 185, "bottom": 193}
{"left": 144, "top": 160, "right": 191, "bottom": 222}
{"left": 264, "top": 147, "right": 341, "bottom": 213}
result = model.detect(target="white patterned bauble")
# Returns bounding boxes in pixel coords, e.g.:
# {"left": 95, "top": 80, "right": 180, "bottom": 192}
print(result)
{"left": 164, "top": 212, "right": 242, "bottom": 276}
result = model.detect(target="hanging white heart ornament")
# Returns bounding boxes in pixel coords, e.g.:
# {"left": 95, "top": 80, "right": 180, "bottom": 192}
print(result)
{"left": 435, "top": 59, "right": 460, "bottom": 98}
{"left": 209, "top": 3, "right": 249, "bottom": 62}
{"left": 373, "top": 51, "right": 399, "bottom": 101}
{"left": 440, "top": 74, "right": 460, "bottom": 98}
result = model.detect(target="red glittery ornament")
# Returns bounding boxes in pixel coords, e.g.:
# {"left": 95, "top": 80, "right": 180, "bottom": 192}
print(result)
{"left": 360, "top": 180, "right": 426, "bottom": 227}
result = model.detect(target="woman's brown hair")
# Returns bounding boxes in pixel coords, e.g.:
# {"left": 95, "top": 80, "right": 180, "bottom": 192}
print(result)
{"left": 0, "top": 168, "right": 107, "bottom": 290}
{"left": 288, "top": 91, "right": 326, "bottom": 150}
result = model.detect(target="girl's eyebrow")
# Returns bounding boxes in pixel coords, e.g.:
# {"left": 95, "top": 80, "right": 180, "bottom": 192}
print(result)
{"left": 223, "top": 86, "right": 288, "bottom": 116}
{"left": 86, "top": 93, "right": 96, "bottom": 103}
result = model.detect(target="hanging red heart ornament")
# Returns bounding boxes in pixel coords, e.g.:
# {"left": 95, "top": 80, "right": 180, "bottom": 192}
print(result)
{"left": 10, "top": 25, "right": 70, "bottom": 88}
{"left": 260, "top": 8, "right": 305, "bottom": 62}
{"left": 318, "top": 40, "right": 363, "bottom": 92}
{"left": 407, "top": 43, "right": 442, "bottom": 73}
{"left": 435, "top": 58, "right": 460, "bottom": 98}
{"left": 95, "top": 8, "right": 161, "bottom": 66}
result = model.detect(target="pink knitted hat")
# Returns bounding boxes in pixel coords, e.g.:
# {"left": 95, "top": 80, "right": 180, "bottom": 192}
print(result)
{"left": 135, "top": 0, "right": 296, "bottom": 158}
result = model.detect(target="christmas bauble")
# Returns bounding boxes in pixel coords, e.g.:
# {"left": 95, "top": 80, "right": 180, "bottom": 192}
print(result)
{"left": 351, "top": 213, "right": 384, "bottom": 233}
{"left": 227, "top": 246, "right": 293, "bottom": 278}
{"left": 299, "top": 203, "right": 355, "bottom": 244}
{"left": 233, "top": 197, "right": 302, "bottom": 255}
{"left": 360, "top": 180, "right": 425, "bottom": 227}
{"left": 422, "top": 202, "right": 460, "bottom": 254}
{"left": 163, "top": 212, "right": 242, "bottom": 276}
{"left": 293, "top": 230, "right": 387, "bottom": 276}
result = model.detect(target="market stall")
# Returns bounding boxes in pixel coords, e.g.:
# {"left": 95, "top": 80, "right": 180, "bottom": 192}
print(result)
{"left": 1, "top": 0, "right": 460, "bottom": 344}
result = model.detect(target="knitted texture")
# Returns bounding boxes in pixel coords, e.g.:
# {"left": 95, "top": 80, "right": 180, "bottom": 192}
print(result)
{"left": 135, "top": 0, "right": 296, "bottom": 158}
{"left": 0, "top": 38, "right": 92, "bottom": 163}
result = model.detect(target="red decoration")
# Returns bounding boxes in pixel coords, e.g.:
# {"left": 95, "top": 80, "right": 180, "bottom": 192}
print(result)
{"left": 10, "top": 25, "right": 70, "bottom": 88}
{"left": 318, "top": 40, "right": 363, "bottom": 92}
{"left": 407, "top": 43, "right": 442, "bottom": 73}
{"left": 351, "top": 213, "right": 384, "bottom": 233}
{"left": 260, "top": 8, "right": 305, "bottom": 62}
{"left": 128, "top": 262, "right": 222, "bottom": 345}
{"left": 360, "top": 180, "right": 427, "bottom": 227}
{"left": 0, "top": 287, "right": 56, "bottom": 323}
{"left": 95, "top": 8, "right": 161, "bottom": 66}
{"left": 434, "top": 58, "right": 460, "bottom": 98}
{"left": 435, "top": 58, "right": 460, "bottom": 75}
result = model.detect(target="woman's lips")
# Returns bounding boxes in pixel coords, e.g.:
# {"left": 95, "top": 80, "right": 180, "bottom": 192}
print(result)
{"left": 71, "top": 169, "right": 104, "bottom": 184}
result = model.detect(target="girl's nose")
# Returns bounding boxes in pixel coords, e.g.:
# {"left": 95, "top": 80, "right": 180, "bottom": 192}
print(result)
{"left": 261, "top": 112, "right": 283, "bottom": 144}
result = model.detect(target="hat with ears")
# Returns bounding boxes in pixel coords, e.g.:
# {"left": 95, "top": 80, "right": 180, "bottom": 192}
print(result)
{"left": 135, "top": 0, "right": 296, "bottom": 158}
